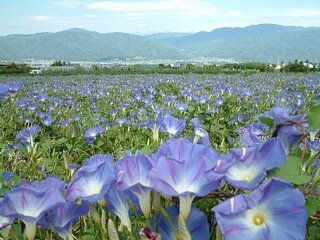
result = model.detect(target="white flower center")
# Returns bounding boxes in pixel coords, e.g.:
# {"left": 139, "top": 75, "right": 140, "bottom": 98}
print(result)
{"left": 226, "top": 162, "right": 259, "bottom": 181}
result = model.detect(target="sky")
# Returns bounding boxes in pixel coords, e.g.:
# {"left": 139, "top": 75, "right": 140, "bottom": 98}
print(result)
{"left": 1, "top": 0, "right": 320, "bottom": 36}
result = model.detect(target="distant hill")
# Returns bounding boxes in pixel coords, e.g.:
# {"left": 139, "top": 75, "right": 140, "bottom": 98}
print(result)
{"left": 145, "top": 32, "right": 191, "bottom": 41}
{"left": 168, "top": 24, "right": 320, "bottom": 62}
{"left": 0, "top": 28, "right": 190, "bottom": 61}
{"left": 0, "top": 24, "right": 319, "bottom": 62}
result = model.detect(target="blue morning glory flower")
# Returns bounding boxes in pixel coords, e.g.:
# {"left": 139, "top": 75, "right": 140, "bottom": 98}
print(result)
{"left": 7, "top": 81, "right": 24, "bottom": 94}
{"left": 16, "top": 176, "right": 66, "bottom": 192}
{"left": 45, "top": 202, "right": 89, "bottom": 239}
{"left": 65, "top": 155, "right": 116, "bottom": 203}
{"left": 212, "top": 178, "right": 307, "bottom": 240}
{"left": 2, "top": 187, "right": 65, "bottom": 240}
{"left": 160, "top": 115, "right": 186, "bottom": 137}
{"left": 105, "top": 182, "right": 132, "bottom": 232}
{"left": 16, "top": 125, "right": 41, "bottom": 147}
{"left": 224, "top": 138, "right": 286, "bottom": 190}
{"left": 150, "top": 206, "right": 210, "bottom": 240}
{"left": 149, "top": 138, "right": 222, "bottom": 220}
{"left": 84, "top": 125, "right": 105, "bottom": 144}
{"left": 117, "top": 152, "right": 154, "bottom": 219}
{"left": 0, "top": 198, "right": 14, "bottom": 229}
{"left": 36, "top": 112, "right": 53, "bottom": 126}
{"left": 0, "top": 83, "right": 9, "bottom": 96}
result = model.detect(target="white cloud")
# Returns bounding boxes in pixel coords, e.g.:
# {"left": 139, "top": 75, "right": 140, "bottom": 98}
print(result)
{"left": 287, "top": 9, "right": 320, "bottom": 17}
{"left": 85, "top": 14, "right": 97, "bottom": 19}
{"left": 226, "top": 10, "right": 242, "bottom": 17}
{"left": 87, "top": 0, "right": 218, "bottom": 17}
{"left": 29, "top": 16, "right": 53, "bottom": 21}
{"left": 51, "top": 0, "right": 83, "bottom": 9}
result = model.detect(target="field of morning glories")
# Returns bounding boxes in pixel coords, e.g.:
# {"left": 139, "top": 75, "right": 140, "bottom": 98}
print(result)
{"left": 0, "top": 72, "right": 320, "bottom": 240}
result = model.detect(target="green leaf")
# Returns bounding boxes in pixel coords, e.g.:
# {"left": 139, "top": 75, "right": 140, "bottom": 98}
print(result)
{"left": 96, "top": 139, "right": 104, "bottom": 147}
{"left": 140, "top": 145, "right": 155, "bottom": 154}
{"left": 306, "top": 198, "right": 319, "bottom": 217}
{"left": 188, "top": 105, "right": 195, "bottom": 113}
{"left": 268, "top": 155, "right": 312, "bottom": 185}
{"left": 11, "top": 224, "right": 24, "bottom": 240}
{"left": 259, "top": 116, "right": 274, "bottom": 128}
{"left": 308, "top": 225, "right": 320, "bottom": 240}
{"left": 308, "top": 104, "right": 320, "bottom": 132}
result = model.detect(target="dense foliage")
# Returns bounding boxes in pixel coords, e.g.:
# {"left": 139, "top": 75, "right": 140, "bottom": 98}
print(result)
{"left": 0, "top": 63, "right": 30, "bottom": 75}
{"left": 43, "top": 62, "right": 319, "bottom": 76}
{"left": 0, "top": 73, "right": 319, "bottom": 240}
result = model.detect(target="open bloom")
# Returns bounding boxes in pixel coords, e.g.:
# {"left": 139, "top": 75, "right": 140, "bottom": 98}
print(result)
{"left": 0, "top": 198, "right": 14, "bottom": 229}
{"left": 117, "top": 152, "right": 154, "bottom": 219}
{"left": 45, "top": 202, "right": 89, "bottom": 239}
{"left": 65, "top": 154, "right": 116, "bottom": 203}
{"left": 7, "top": 81, "right": 24, "bottom": 94}
{"left": 16, "top": 125, "right": 41, "bottom": 147}
{"left": 264, "top": 106, "right": 307, "bottom": 154}
{"left": 150, "top": 206, "right": 210, "bottom": 240}
{"left": 190, "top": 118, "right": 210, "bottom": 145}
{"left": 16, "top": 176, "right": 66, "bottom": 192}
{"left": 36, "top": 112, "right": 53, "bottom": 126}
{"left": 84, "top": 125, "right": 105, "bottom": 144}
{"left": 224, "top": 138, "right": 286, "bottom": 190}
{"left": 212, "top": 178, "right": 307, "bottom": 240}
{"left": 2, "top": 187, "right": 65, "bottom": 240}
{"left": 160, "top": 115, "right": 186, "bottom": 137}
{"left": 105, "top": 182, "right": 132, "bottom": 232}
{"left": 149, "top": 138, "right": 222, "bottom": 220}
{"left": 144, "top": 113, "right": 164, "bottom": 143}
{"left": 0, "top": 83, "right": 9, "bottom": 96}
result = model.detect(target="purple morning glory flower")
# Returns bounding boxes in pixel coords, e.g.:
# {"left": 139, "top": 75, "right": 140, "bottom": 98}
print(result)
{"left": 212, "top": 178, "right": 307, "bottom": 240}
{"left": 150, "top": 206, "right": 210, "bottom": 240}
{"left": 224, "top": 138, "right": 286, "bottom": 190}
{"left": 115, "top": 117, "right": 128, "bottom": 125}
{"left": 0, "top": 198, "right": 14, "bottom": 229}
{"left": 36, "top": 112, "right": 53, "bottom": 126}
{"left": 160, "top": 115, "right": 186, "bottom": 137}
{"left": 16, "top": 125, "right": 41, "bottom": 147}
{"left": 145, "top": 113, "right": 164, "bottom": 143}
{"left": 105, "top": 182, "right": 132, "bottom": 232}
{"left": 264, "top": 106, "right": 307, "bottom": 154}
{"left": 190, "top": 118, "right": 210, "bottom": 145}
{"left": 277, "top": 124, "right": 305, "bottom": 155}
{"left": 45, "top": 202, "right": 89, "bottom": 239}
{"left": 117, "top": 152, "right": 154, "bottom": 219}
{"left": 16, "top": 176, "right": 66, "bottom": 192}
{"left": 0, "top": 83, "right": 9, "bottom": 96}
{"left": 65, "top": 155, "right": 116, "bottom": 203}
{"left": 7, "top": 81, "right": 24, "bottom": 94}
{"left": 109, "top": 109, "right": 117, "bottom": 117}
{"left": 229, "top": 114, "right": 248, "bottom": 125}
{"left": 68, "top": 163, "right": 80, "bottom": 177}
{"left": 236, "top": 123, "right": 265, "bottom": 146}
{"left": 1, "top": 171, "right": 14, "bottom": 183}
{"left": 149, "top": 138, "right": 222, "bottom": 220}
{"left": 176, "top": 102, "right": 188, "bottom": 112}
{"left": 199, "top": 94, "right": 209, "bottom": 104}
{"left": 84, "top": 125, "right": 105, "bottom": 144}
{"left": 308, "top": 139, "right": 320, "bottom": 156}
{"left": 215, "top": 97, "right": 224, "bottom": 106}
{"left": 2, "top": 187, "right": 65, "bottom": 239}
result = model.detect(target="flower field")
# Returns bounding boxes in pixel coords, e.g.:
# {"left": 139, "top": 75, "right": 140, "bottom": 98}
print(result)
{"left": 0, "top": 73, "right": 319, "bottom": 240}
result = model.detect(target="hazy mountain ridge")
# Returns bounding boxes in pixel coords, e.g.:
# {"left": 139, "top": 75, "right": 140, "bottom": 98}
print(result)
{"left": 0, "top": 28, "right": 190, "bottom": 61}
{"left": 0, "top": 24, "right": 319, "bottom": 62}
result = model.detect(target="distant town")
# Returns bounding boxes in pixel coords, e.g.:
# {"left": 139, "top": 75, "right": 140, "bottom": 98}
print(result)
{"left": 0, "top": 57, "right": 318, "bottom": 75}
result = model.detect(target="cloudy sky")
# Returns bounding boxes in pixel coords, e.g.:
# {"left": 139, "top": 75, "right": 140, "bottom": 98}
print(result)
{"left": 1, "top": 0, "right": 320, "bottom": 35}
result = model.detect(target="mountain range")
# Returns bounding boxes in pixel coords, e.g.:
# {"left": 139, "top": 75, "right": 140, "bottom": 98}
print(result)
{"left": 0, "top": 24, "right": 319, "bottom": 63}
